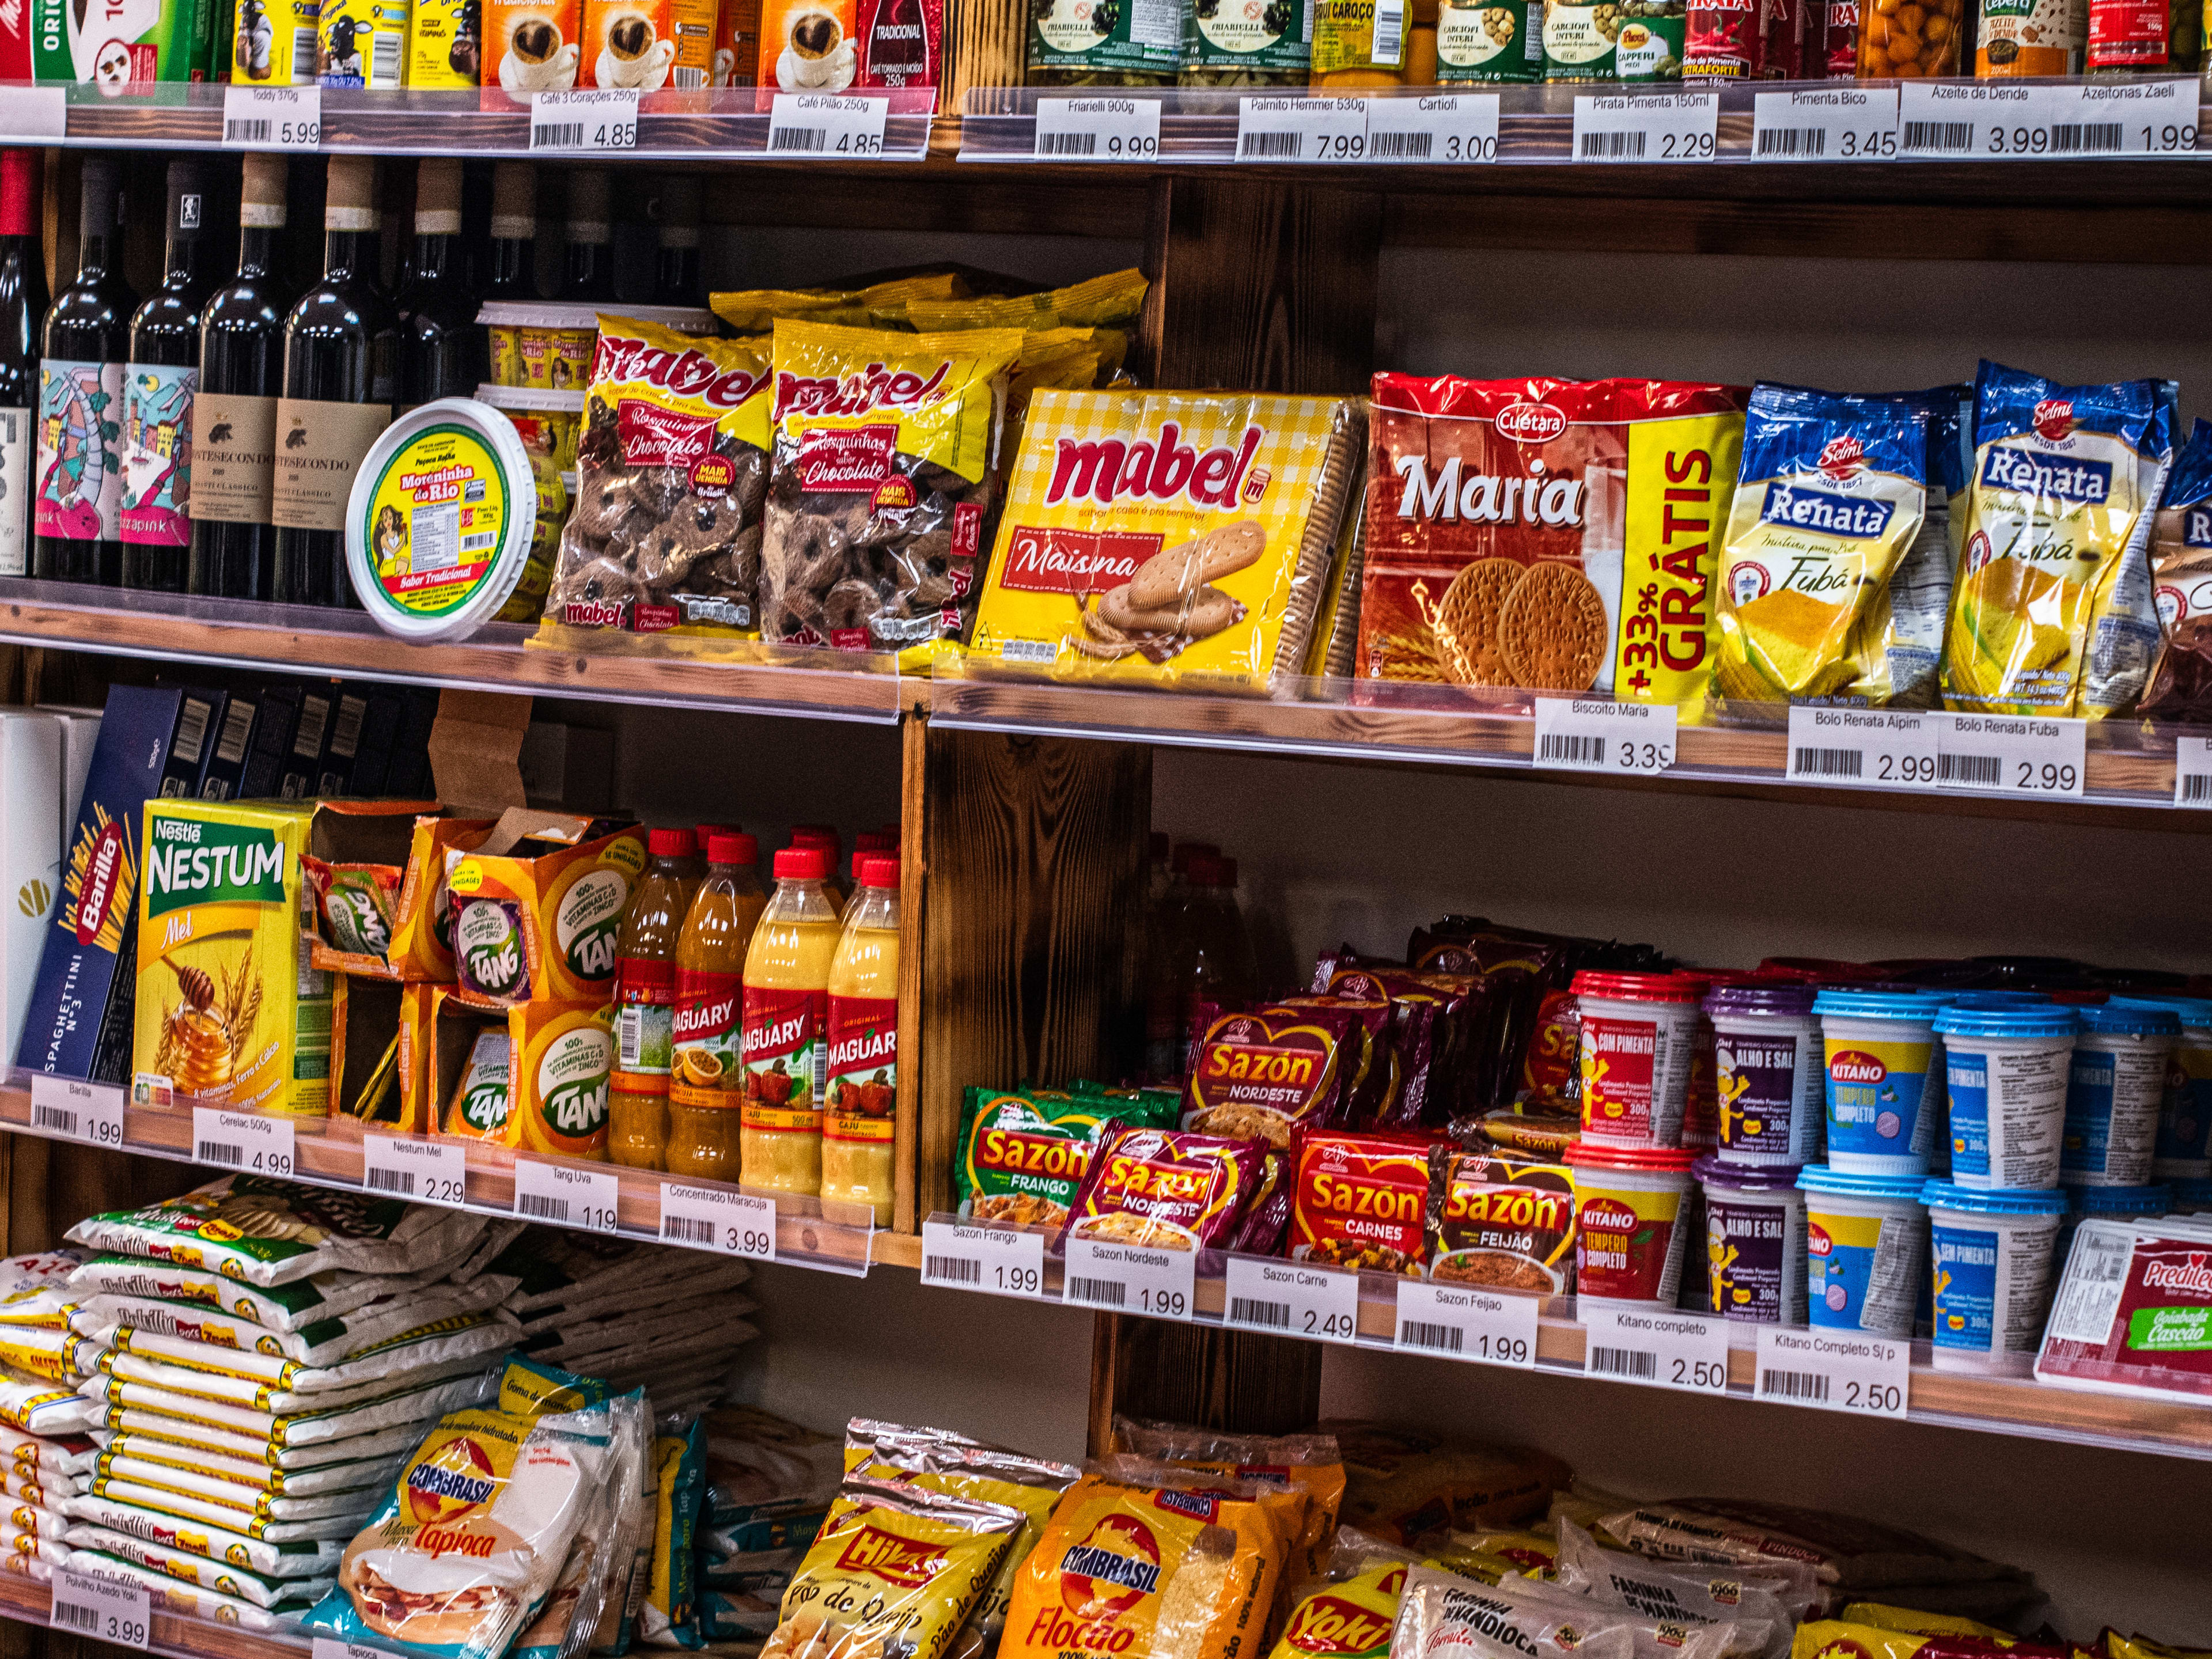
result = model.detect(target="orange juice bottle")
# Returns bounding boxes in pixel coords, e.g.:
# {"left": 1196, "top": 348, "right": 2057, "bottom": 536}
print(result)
{"left": 821, "top": 855, "right": 899, "bottom": 1226}
{"left": 608, "top": 827, "right": 702, "bottom": 1171}
{"left": 791, "top": 825, "right": 847, "bottom": 911}
{"left": 740, "top": 844, "right": 841, "bottom": 1195}
{"left": 667, "top": 833, "right": 765, "bottom": 1181}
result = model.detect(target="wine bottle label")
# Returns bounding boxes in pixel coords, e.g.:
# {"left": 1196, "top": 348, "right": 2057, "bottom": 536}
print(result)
{"left": 188, "top": 391, "right": 279, "bottom": 526}
{"left": 270, "top": 397, "right": 392, "bottom": 532}
{"left": 0, "top": 410, "right": 28, "bottom": 575}
{"left": 34, "top": 359, "right": 125, "bottom": 544}
{"left": 119, "top": 363, "right": 198, "bottom": 548}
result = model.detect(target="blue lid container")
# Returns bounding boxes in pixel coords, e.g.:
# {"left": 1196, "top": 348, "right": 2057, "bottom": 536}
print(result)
{"left": 1813, "top": 989, "right": 1954, "bottom": 1020}
{"left": 1933, "top": 1005, "right": 2079, "bottom": 1040}
{"left": 1919, "top": 1180, "right": 2069, "bottom": 1214}
{"left": 2085, "top": 1000, "right": 2184, "bottom": 1037}
{"left": 1800, "top": 1166, "right": 1929, "bottom": 1200}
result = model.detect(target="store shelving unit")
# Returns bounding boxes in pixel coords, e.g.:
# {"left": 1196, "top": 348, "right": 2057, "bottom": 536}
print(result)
{"left": 0, "top": 1573, "right": 302, "bottom": 1659}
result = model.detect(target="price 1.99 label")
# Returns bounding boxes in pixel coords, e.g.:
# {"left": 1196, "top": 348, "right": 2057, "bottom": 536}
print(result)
{"left": 191, "top": 1108, "right": 296, "bottom": 1179}
{"left": 1062, "top": 1234, "right": 1195, "bottom": 1320}
{"left": 1394, "top": 1281, "right": 1539, "bottom": 1368}
{"left": 660, "top": 1183, "right": 777, "bottom": 1261}
{"left": 29, "top": 1075, "right": 126, "bottom": 1149}
{"left": 1224, "top": 1256, "right": 1361, "bottom": 1343}
{"left": 921, "top": 1218, "right": 1048, "bottom": 1300}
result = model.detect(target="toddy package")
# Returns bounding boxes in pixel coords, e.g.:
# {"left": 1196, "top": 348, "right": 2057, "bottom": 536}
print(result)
{"left": 1361, "top": 375, "right": 1747, "bottom": 704}
{"left": 971, "top": 390, "right": 1365, "bottom": 693}
{"left": 444, "top": 810, "right": 643, "bottom": 1006}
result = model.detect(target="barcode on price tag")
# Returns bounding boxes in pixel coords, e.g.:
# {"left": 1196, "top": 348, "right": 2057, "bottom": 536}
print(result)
{"left": 1754, "top": 1326, "right": 1910, "bottom": 1417}
{"left": 2175, "top": 736, "right": 2212, "bottom": 806}
{"left": 660, "top": 1183, "right": 776, "bottom": 1260}
{"left": 29, "top": 1075, "right": 126, "bottom": 1149}
{"left": 1752, "top": 86, "right": 1897, "bottom": 161}
{"left": 1224, "top": 1256, "right": 1360, "bottom": 1343}
{"left": 223, "top": 86, "right": 320, "bottom": 149}
{"left": 1236, "top": 96, "right": 1369, "bottom": 162}
{"left": 1063, "top": 1234, "right": 1195, "bottom": 1320}
{"left": 532, "top": 89, "right": 639, "bottom": 151}
{"left": 1572, "top": 92, "right": 1715, "bottom": 162}
{"left": 514, "top": 1159, "right": 620, "bottom": 1233}
{"left": 1937, "top": 713, "right": 2085, "bottom": 798}
{"left": 1787, "top": 705, "right": 1940, "bottom": 790}
{"left": 1582, "top": 1305, "right": 1731, "bottom": 1393}
{"left": 921, "top": 1219, "right": 1048, "bottom": 1299}
{"left": 52, "top": 1567, "right": 149, "bottom": 1648}
{"left": 1394, "top": 1281, "right": 1539, "bottom": 1367}
{"left": 362, "top": 1135, "right": 466, "bottom": 1207}
{"left": 192, "top": 1108, "right": 295, "bottom": 1178}
{"left": 1033, "top": 96, "right": 1161, "bottom": 160}
{"left": 0, "top": 87, "right": 66, "bottom": 142}
{"left": 1899, "top": 81, "right": 2190, "bottom": 159}
{"left": 1363, "top": 93, "right": 1499, "bottom": 164}
{"left": 1531, "top": 698, "right": 1677, "bottom": 775}
{"left": 767, "top": 93, "right": 888, "bottom": 156}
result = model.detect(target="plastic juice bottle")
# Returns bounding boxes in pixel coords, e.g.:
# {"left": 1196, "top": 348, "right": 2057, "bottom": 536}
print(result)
{"left": 1144, "top": 840, "right": 1217, "bottom": 1081}
{"left": 608, "top": 827, "right": 702, "bottom": 1170}
{"left": 821, "top": 855, "right": 900, "bottom": 1226}
{"left": 667, "top": 833, "right": 764, "bottom": 1181}
{"left": 1172, "top": 854, "right": 1259, "bottom": 1074}
{"left": 846, "top": 830, "right": 895, "bottom": 915}
{"left": 740, "top": 845, "right": 842, "bottom": 1196}
{"left": 792, "top": 826, "right": 848, "bottom": 911}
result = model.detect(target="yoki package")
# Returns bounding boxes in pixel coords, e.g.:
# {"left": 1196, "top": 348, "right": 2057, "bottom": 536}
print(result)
{"left": 1061, "top": 1122, "right": 1270, "bottom": 1256}
{"left": 1286, "top": 1130, "right": 1433, "bottom": 1277}
{"left": 1264, "top": 1529, "right": 1422, "bottom": 1659}
{"left": 1180, "top": 1006, "right": 1362, "bottom": 1148}
{"left": 544, "top": 318, "right": 772, "bottom": 643}
{"left": 2138, "top": 418, "right": 2212, "bottom": 722}
{"left": 1943, "top": 360, "right": 2176, "bottom": 718}
{"left": 762, "top": 320, "right": 1024, "bottom": 650}
{"left": 1361, "top": 375, "right": 1747, "bottom": 703}
{"left": 1426, "top": 1147, "right": 1577, "bottom": 1296}
{"left": 1711, "top": 384, "right": 1929, "bottom": 706}
{"left": 1389, "top": 1567, "right": 1635, "bottom": 1659}
{"left": 1837, "top": 386, "right": 1972, "bottom": 710}
{"left": 957, "top": 1087, "right": 1178, "bottom": 1230}
{"left": 969, "top": 390, "right": 1364, "bottom": 692}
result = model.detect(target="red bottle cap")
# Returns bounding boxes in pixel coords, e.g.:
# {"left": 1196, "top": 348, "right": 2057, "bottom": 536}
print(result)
{"left": 775, "top": 846, "right": 831, "bottom": 880}
{"left": 707, "top": 833, "right": 756, "bottom": 866}
{"left": 0, "top": 152, "right": 39, "bottom": 240}
{"left": 858, "top": 855, "right": 900, "bottom": 888}
{"left": 648, "top": 827, "right": 694, "bottom": 858}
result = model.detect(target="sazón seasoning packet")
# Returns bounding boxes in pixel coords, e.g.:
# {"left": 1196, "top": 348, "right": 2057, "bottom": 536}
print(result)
{"left": 1062, "top": 1124, "right": 1268, "bottom": 1255}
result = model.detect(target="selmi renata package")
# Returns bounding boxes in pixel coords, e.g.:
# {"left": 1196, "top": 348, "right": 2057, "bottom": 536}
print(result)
{"left": 968, "top": 390, "right": 1365, "bottom": 693}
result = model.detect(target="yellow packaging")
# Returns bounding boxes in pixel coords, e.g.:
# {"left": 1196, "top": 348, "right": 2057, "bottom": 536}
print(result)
{"left": 1618, "top": 411, "right": 1744, "bottom": 714}
{"left": 506, "top": 999, "right": 613, "bottom": 1158}
{"left": 903, "top": 271, "right": 1149, "bottom": 337}
{"left": 387, "top": 816, "right": 497, "bottom": 982}
{"left": 407, "top": 0, "right": 483, "bottom": 83}
{"left": 329, "top": 976, "right": 403, "bottom": 1123}
{"left": 1423, "top": 1527, "right": 1556, "bottom": 1583}
{"left": 303, "top": 801, "right": 442, "bottom": 981}
{"left": 1841, "top": 1608, "right": 2016, "bottom": 1642}
{"left": 1312, "top": 0, "right": 1399, "bottom": 72}
{"left": 234, "top": 0, "right": 321, "bottom": 81}
{"left": 1794, "top": 1625, "right": 1943, "bottom": 1659}
{"left": 131, "top": 800, "right": 328, "bottom": 1119}
{"left": 1109, "top": 1418, "right": 1344, "bottom": 1585}
{"left": 430, "top": 988, "right": 512, "bottom": 1141}
{"left": 969, "top": 389, "right": 1365, "bottom": 693}
{"left": 396, "top": 982, "right": 438, "bottom": 1133}
{"left": 1268, "top": 1561, "right": 1408, "bottom": 1659}
{"left": 318, "top": 0, "right": 412, "bottom": 84}
{"left": 1316, "top": 1419, "right": 1566, "bottom": 1542}
{"left": 709, "top": 273, "right": 966, "bottom": 335}
{"left": 445, "top": 817, "right": 646, "bottom": 1004}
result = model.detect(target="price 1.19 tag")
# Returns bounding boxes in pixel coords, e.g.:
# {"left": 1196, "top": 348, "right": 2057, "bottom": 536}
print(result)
{"left": 921, "top": 1219, "right": 1049, "bottom": 1300}
{"left": 1571, "top": 92, "right": 1715, "bottom": 163}
{"left": 660, "top": 1183, "right": 777, "bottom": 1261}
{"left": 0, "top": 86, "right": 67, "bottom": 143}
{"left": 1937, "top": 713, "right": 2086, "bottom": 798}
{"left": 362, "top": 1135, "right": 467, "bottom": 1206}
{"left": 1033, "top": 96, "right": 1161, "bottom": 161}
{"left": 1786, "top": 705, "right": 1940, "bottom": 791}
{"left": 1394, "top": 1281, "right": 1539, "bottom": 1368}
{"left": 531, "top": 89, "right": 639, "bottom": 151}
{"left": 223, "top": 86, "right": 320, "bottom": 149}
{"left": 1753, "top": 1326, "right": 1911, "bottom": 1418}
{"left": 1751, "top": 86, "right": 1897, "bottom": 161}
{"left": 2175, "top": 736, "right": 2212, "bottom": 808}
{"left": 1363, "top": 93, "right": 1499, "bottom": 164}
{"left": 29, "top": 1075, "right": 126, "bottom": 1150}
{"left": 767, "top": 92, "right": 888, "bottom": 157}
{"left": 192, "top": 1108, "right": 296, "bottom": 1179}
{"left": 1224, "top": 1256, "right": 1361, "bottom": 1343}
{"left": 1063, "top": 1234, "right": 1196, "bottom": 1320}
{"left": 1582, "top": 1305, "right": 1732, "bottom": 1395}
{"left": 514, "top": 1159, "right": 620, "bottom": 1233}
{"left": 51, "top": 1566, "right": 150, "bottom": 1648}
{"left": 1236, "top": 96, "right": 1369, "bottom": 163}
{"left": 1531, "top": 698, "right": 1677, "bottom": 775}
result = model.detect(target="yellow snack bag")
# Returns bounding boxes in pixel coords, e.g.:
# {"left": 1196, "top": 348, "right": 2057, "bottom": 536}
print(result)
{"left": 1108, "top": 1416, "right": 1344, "bottom": 1584}
{"left": 711, "top": 274, "right": 968, "bottom": 335}
{"left": 1266, "top": 1528, "right": 1422, "bottom": 1659}
{"left": 1425, "top": 1527, "right": 1557, "bottom": 1582}
{"left": 1793, "top": 1623, "right": 1940, "bottom": 1659}
{"left": 1316, "top": 1420, "right": 1567, "bottom": 1544}
{"left": 903, "top": 271, "right": 1149, "bottom": 334}
{"left": 1841, "top": 1607, "right": 2016, "bottom": 1642}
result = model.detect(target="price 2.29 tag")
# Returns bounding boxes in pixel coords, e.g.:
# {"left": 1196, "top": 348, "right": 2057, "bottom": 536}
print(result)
{"left": 1224, "top": 1257, "right": 1360, "bottom": 1343}
{"left": 362, "top": 1135, "right": 466, "bottom": 1207}
{"left": 1582, "top": 1305, "right": 1731, "bottom": 1395}
{"left": 921, "top": 1219, "right": 1048, "bottom": 1300}
{"left": 1937, "top": 713, "right": 2085, "bottom": 798}
{"left": 531, "top": 89, "right": 639, "bottom": 151}
{"left": 1394, "top": 1281, "right": 1539, "bottom": 1368}
{"left": 223, "top": 85, "right": 320, "bottom": 149}
{"left": 1531, "top": 698, "right": 1677, "bottom": 775}
{"left": 1571, "top": 92, "right": 1715, "bottom": 162}
{"left": 767, "top": 93, "right": 888, "bottom": 157}
{"left": 1786, "top": 705, "right": 1940, "bottom": 790}
{"left": 51, "top": 1567, "right": 149, "bottom": 1649}
{"left": 514, "top": 1159, "right": 620, "bottom": 1233}
{"left": 1033, "top": 96, "right": 1161, "bottom": 161}
{"left": 1754, "top": 1326, "right": 1910, "bottom": 1418}
{"left": 29, "top": 1075, "right": 126, "bottom": 1150}
{"left": 192, "top": 1108, "right": 295, "bottom": 1179}
{"left": 660, "top": 1183, "right": 777, "bottom": 1261}
{"left": 1062, "top": 1234, "right": 1195, "bottom": 1320}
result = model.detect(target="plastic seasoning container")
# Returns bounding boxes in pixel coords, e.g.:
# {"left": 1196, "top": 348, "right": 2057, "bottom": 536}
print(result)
{"left": 1921, "top": 1179, "right": 2067, "bottom": 1376}
{"left": 1934, "top": 1004, "right": 2078, "bottom": 1191}
{"left": 2060, "top": 999, "right": 2180, "bottom": 1188}
{"left": 1692, "top": 1156, "right": 1807, "bottom": 1325}
{"left": 1566, "top": 1142, "right": 1696, "bottom": 1311}
{"left": 1814, "top": 988, "right": 1952, "bottom": 1176}
{"left": 1676, "top": 972, "right": 1718, "bottom": 1150}
{"left": 478, "top": 300, "right": 717, "bottom": 389}
{"left": 2139, "top": 995, "right": 2212, "bottom": 1179}
{"left": 1574, "top": 971, "right": 1701, "bottom": 1149}
{"left": 2056, "top": 1183, "right": 2170, "bottom": 1260}
{"left": 1706, "top": 982, "right": 1824, "bottom": 1166}
{"left": 1797, "top": 1165, "right": 1927, "bottom": 1339}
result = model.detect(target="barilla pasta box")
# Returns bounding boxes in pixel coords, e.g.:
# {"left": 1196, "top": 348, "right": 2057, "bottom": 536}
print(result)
{"left": 385, "top": 816, "right": 497, "bottom": 982}
{"left": 445, "top": 810, "right": 643, "bottom": 1006}
{"left": 131, "top": 798, "right": 330, "bottom": 1119}
{"left": 33, "top": 0, "right": 216, "bottom": 86}
{"left": 2037, "top": 1215, "right": 2212, "bottom": 1402}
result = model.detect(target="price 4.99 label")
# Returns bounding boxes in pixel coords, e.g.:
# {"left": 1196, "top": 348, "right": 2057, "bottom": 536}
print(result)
{"left": 192, "top": 1108, "right": 295, "bottom": 1179}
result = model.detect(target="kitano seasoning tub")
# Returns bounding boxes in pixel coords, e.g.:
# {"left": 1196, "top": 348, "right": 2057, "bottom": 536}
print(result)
{"left": 1797, "top": 1164, "right": 1926, "bottom": 1339}
{"left": 1815, "top": 988, "right": 1950, "bottom": 1176}
{"left": 2057, "top": 1184, "right": 2170, "bottom": 1259}
{"left": 2061, "top": 999, "right": 2180, "bottom": 1189}
{"left": 1567, "top": 1142, "right": 1695, "bottom": 1312}
{"left": 1707, "top": 982, "right": 1824, "bottom": 1167}
{"left": 1936, "top": 1003, "right": 2077, "bottom": 1191}
{"left": 1575, "top": 971, "right": 1700, "bottom": 1149}
{"left": 1923, "top": 1179, "right": 2066, "bottom": 1376}
{"left": 2142, "top": 995, "right": 2212, "bottom": 1180}
{"left": 1692, "top": 1156, "right": 1807, "bottom": 1325}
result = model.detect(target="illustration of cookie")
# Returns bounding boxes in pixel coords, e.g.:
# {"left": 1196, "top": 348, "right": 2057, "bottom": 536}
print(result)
{"left": 1435, "top": 558, "right": 1520, "bottom": 685}
{"left": 1497, "top": 560, "right": 1607, "bottom": 690}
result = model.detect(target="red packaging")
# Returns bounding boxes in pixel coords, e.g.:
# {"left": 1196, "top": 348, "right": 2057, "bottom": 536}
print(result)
{"left": 1821, "top": 0, "right": 1859, "bottom": 75}
{"left": 1289, "top": 1130, "right": 1437, "bottom": 1276}
{"left": 1063, "top": 1123, "right": 1268, "bottom": 1258}
{"left": 2036, "top": 1218, "right": 2212, "bottom": 1403}
{"left": 1426, "top": 1146, "right": 1578, "bottom": 1296}
{"left": 1685, "top": 0, "right": 1805, "bottom": 78}
{"left": 1517, "top": 989, "right": 1581, "bottom": 1110}
{"left": 1181, "top": 1006, "right": 1357, "bottom": 1148}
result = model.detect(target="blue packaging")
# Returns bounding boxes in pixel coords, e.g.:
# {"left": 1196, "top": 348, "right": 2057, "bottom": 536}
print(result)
{"left": 1933, "top": 1004, "right": 2077, "bottom": 1191}
{"left": 2056, "top": 1183, "right": 2171, "bottom": 1256}
{"left": 2061, "top": 1000, "right": 2179, "bottom": 1188}
{"left": 1814, "top": 989, "right": 1952, "bottom": 1175}
{"left": 2135, "top": 994, "right": 2212, "bottom": 1179}
{"left": 1922, "top": 1179, "right": 2066, "bottom": 1373}
{"left": 1797, "top": 1165, "right": 1926, "bottom": 1339}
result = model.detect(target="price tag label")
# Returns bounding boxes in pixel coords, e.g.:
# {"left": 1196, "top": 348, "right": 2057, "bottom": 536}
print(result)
{"left": 1363, "top": 93, "right": 1499, "bottom": 164}
{"left": 1582, "top": 1305, "right": 1732, "bottom": 1395}
{"left": 313, "top": 1639, "right": 411, "bottom": 1659}
{"left": 660, "top": 1183, "right": 777, "bottom": 1261}
{"left": 1900, "top": 80, "right": 2193, "bottom": 159}
{"left": 1752, "top": 86, "right": 1897, "bottom": 161}
{"left": 531, "top": 89, "right": 639, "bottom": 151}
{"left": 1938, "top": 713, "right": 2085, "bottom": 798}
{"left": 192, "top": 1108, "right": 295, "bottom": 1179}
{"left": 1532, "top": 698, "right": 1677, "bottom": 775}
{"left": 1224, "top": 1256, "right": 1360, "bottom": 1343}
{"left": 223, "top": 86, "right": 320, "bottom": 149}
{"left": 52, "top": 1567, "right": 150, "bottom": 1648}
{"left": 514, "top": 1159, "right": 620, "bottom": 1233}
{"left": 1033, "top": 96, "right": 1161, "bottom": 161}
{"left": 1787, "top": 706, "right": 1941, "bottom": 790}
{"left": 1063, "top": 1234, "right": 1195, "bottom": 1320}
{"left": 362, "top": 1135, "right": 466, "bottom": 1207}
{"left": 767, "top": 92, "right": 888, "bottom": 157}
{"left": 1394, "top": 1281, "right": 1539, "bottom": 1368}
{"left": 1236, "top": 96, "right": 1369, "bottom": 163}
{"left": 921, "top": 1219, "right": 1048, "bottom": 1299}
{"left": 1571, "top": 92, "right": 1715, "bottom": 163}
{"left": 29, "top": 1075, "right": 126, "bottom": 1150}
{"left": 1754, "top": 1326, "right": 1910, "bottom": 1418}
{"left": 2178, "top": 737, "right": 2212, "bottom": 808}
{"left": 0, "top": 86, "right": 66, "bottom": 142}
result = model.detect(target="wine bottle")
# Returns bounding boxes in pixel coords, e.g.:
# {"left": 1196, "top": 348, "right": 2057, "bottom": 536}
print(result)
{"left": 0, "top": 150, "right": 48, "bottom": 578}
{"left": 33, "top": 157, "right": 136, "bottom": 585}
{"left": 654, "top": 174, "right": 703, "bottom": 309}
{"left": 479, "top": 161, "right": 535, "bottom": 387}
{"left": 561, "top": 169, "right": 615, "bottom": 302}
{"left": 120, "top": 160, "right": 215, "bottom": 594}
{"left": 272, "top": 156, "right": 395, "bottom": 610}
{"left": 191, "top": 154, "right": 295, "bottom": 603}
{"left": 396, "top": 159, "right": 474, "bottom": 408}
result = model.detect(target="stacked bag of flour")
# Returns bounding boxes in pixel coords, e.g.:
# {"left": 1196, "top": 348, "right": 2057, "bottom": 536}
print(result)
{"left": 55, "top": 1176, "right": 521, "bottom": 1631}
{"left": 0, "top": 1253, "right": 108, "bottom": 1582}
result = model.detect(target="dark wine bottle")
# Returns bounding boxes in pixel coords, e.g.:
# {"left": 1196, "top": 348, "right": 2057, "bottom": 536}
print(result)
{"left": 191, "top": 154, "right": 294, "bottom": 602}
{"left": 654, "top": 174, "right": 703, "bottom": 309}
{"left": 0, "top": 150, "right": 48, "bottom": 578}
{"left": 272, "top": 156, "right": 395, "bottom": 610}
{"left": 479, "top": 161, "right": 535, "bottom": 387}
{"left": 396, "top": 159, "right": 474, "bottom": 409}
{"left": 120, "top": 160, "right": 215, "bottom": 594}
{"left": 560, "top": 169, "right": 615, "bottom": 302}
{"left": 33, "top": 157, "right": 136, "bottom": 585}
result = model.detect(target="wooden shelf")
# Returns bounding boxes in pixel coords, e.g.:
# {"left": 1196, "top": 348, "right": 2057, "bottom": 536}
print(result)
{"left": 0, "top": 1572, "right": 306, "bottom": 1659}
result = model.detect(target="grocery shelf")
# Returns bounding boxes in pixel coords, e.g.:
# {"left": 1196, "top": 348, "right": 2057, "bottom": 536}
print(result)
{"left": 0, "top": 1571, "right": 305, "bottom": 1659}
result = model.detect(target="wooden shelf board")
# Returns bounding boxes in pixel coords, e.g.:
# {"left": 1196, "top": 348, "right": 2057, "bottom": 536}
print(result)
{"left": 0, "top": 1572, "right": 307, "bottom": 1659}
